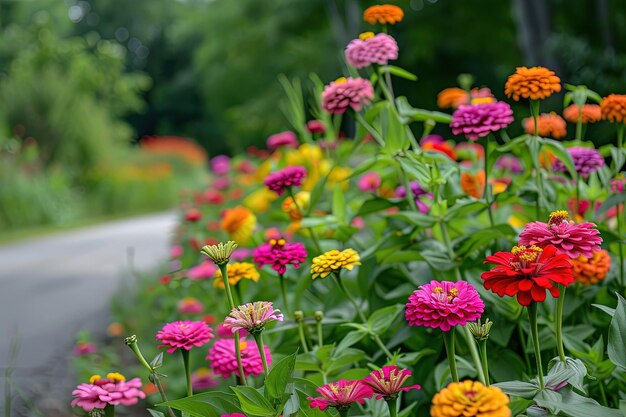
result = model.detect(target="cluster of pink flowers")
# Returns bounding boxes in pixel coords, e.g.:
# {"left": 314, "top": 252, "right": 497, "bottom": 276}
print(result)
{"left": 223, "top": 301, "right": 284, "bottom": 334}
{"left": 156, "top": 320, "right": 214, "bottom": 354}
{"left": 322, "top": 77, "right": 374, "bottom": 114}
{"left": 207, "top": 337, "right": 270, "bottom": 378}
{"left": 71, "top": 374, "right": 145, "bottom": 413}
{"left": 345, "top": 33, "right": 398, "bottom": 68}
{"left": 264, "top": 165, "right": 307, "bottom": 196}
{"left": 553, "top": 146, "right": 605, "bottom": 178}
{"left": 267, "top": 130, "right": 299, "bottom": 150}
{"left": 405, "top": 280, "right": 484, "bottom": 331}
{"left": 450, "top": 101, "right": 514, "bottom": 140}
{"left": 252, "top": 238, "right": 307, "bottom": 274}
{"left": 187, "top": 261, "right": 218, "bottom": 280}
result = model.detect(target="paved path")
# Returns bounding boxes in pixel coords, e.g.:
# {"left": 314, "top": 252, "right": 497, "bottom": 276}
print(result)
{"left": 0, "top": 212, "right": 177, "bottom": 415}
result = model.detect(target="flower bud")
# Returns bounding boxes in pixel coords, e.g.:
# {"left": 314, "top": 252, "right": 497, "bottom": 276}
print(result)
{"left": 201, "top": 241, "right": 238, "bottom": 265}
{"left": 467, "top": 318, "right": 493, "bottom": 341}
{"left": 314, "top": 311, "right": 323, "bottom": 322}
{"left": 294, "top": 311, "right": 304, "bottom": 322}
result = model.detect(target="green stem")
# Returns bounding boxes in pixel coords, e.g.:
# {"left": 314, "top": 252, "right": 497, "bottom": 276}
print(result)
{"left": 297, "top": 320, "right": 310, "bottom": 353}
{"left": 151, "top": 374, "right": 177, "bottom": 417}
{"left": 316, "top": 320, "right": 324, "bottom": 347}
{"left": 443, "top": 328, "right": 459, "bottom": 382}
{"left": 104, "top": 404, "right": 115, "bottom": 417}
{"left": 288, "top": 188, "right": 322, "bottom": 253}
{"left": 218, "top": 264, "right": 237, "bottom": 310}
{"left": 400, "top": 167, "right": 418, "bottom": 211}
{"left": 253, "top": 333, "right": 270, "bottom": 378}
{"left": 555, "top": 285, "right": 567, "bottom": 363}
{"left": 575, "top": 108, "right": 583, "bottom": 142}
{"left": 387, "top": 397, "right": 399, "bottom": 417}
{"left": 355, "top": 112, "right": 385, "bottom": 146}
{"left": 279, "top": 274, "right": 292, "bottom": 317}
{"left": 575, "top": 175, "right": 581, "bottom": 215}
{"left": 480, "top": 339, "right": 490, "bottom": 386}
{"left": 233, "top": 331, "right": 247, "bottom": 386}
{"left": 181, "top": 349, "right": 192, "bottom": 397}
{"left": 234, "top": 283, "right": 243, "bottom": 306}
{"left": 527, "top": 302, "right": 545, "bottom": 389}
{"left": 219, "top": 263, "right": 247, "bottom": 386}
{"left": 529, "top": 100, "right": 544, "bottom": 219}
{"left": 483, "top": 135, "right": 495, "bottom": 227}
{"left": 598, "top": 380, "right": 609, "bottom": 406}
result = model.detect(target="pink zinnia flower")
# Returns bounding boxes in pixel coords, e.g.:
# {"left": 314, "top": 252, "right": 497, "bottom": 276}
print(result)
{"left": 405, "top": 280, "right": 484, "bottom": 332}
{"left": 358, "top": 172, "right": 381, "bottom": 193}
{"left": 71, "top": 384, "right": 109, "bottom": 412}
{"left": 450, "top": 101, "right": 514, "bottom": 140}
{"left": 264, "top": 166, "right": 307, "bottom": 196}
{"left": 178, "top": 297, "right": 204, "bottom": 315}
{"left": 231, "top": 248, "right": 253, "bottom": 261}
{"left": 307, "top": 120, "right": 326, "bottom": 134}
{"left": 267, "top": 131, "right": 299, "bottom": 151}
{"left": 213, "top": 177, "right": 230, "bottom": 190}
{"left": 553, "top": 147, "right": 604, "bottom": 178}
{"left": 73, "top": 341, "right": 97, "bottom": 356}
{"left": 216, "top": 323, "right": 248, "bottom": 338}
{"left": 185, "top": 208, "right": 202, "bottom": 222}
{"left": 364, "top": 365, "right": 421, "bottom": 400}
{"left": 307, "top": 380, "right": 374, "bottom": 411}
{"left": 345, "top": 33, "right": 398, "bottom": 69}
{"left": 495, "top": 154, "right": 524, "bottom": 174}
{"left": 207, "top": 338, "right": 270, "bottom": 378}
{"left": 211, "top": 155, "right": 230, "bottom": 175}
{"left": 191, "top": 368, "right": 220, "bottom": 391}
{"left": 170, "top": 245, "right": 183, "bottom": 259}
{"left": 156, "top": 320, "right": 214, "bottom": 354}
{"left": 97, "top": 377, "right": 145, "bottom": 407}
{"left": 322, "top": 77, "right": 374, "bottom": 114}
{"left": 518, "top": 210, "right": 602, "bottom": 259}
{"left": 252, "top": 239, "right": 307, "bottom": 274}
{"left": 223, "top": 301, "right": 283, "bottom": 334}
{"left": 187, "top": 261, "right": 217, "bottom": 280}
{"left": 611, "top": 177, "right": 626, "bottom": 193}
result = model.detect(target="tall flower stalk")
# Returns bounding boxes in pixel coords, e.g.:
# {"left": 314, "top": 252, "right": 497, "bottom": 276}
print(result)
{"left": 527, "top": 302, "right": 545, "bottom": 389}
{"left": 442, "top": 328, "right": 459, "bottom": 382}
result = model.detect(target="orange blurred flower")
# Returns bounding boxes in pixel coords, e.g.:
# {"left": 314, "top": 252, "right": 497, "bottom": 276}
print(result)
{"left": 539, "top": 149, "right": 556, "bottom": 169}
{"left": 281, "top": 191, "right": 310, "bottom": 221}
{"left": 505, "top": 66, "right": 561, "bottom": 101}
{"left": 600, "top": 94, "right": 626, "bottom": 123}
{"left": 571, "top": 250, "right": 611, "bottom": 285}
{"left": 563, "top": 104, "right": 601, "bottom": 124}
{"left": 140, "top": 136, "right": 207, "bottom": 165}
{"left": 437, "top": 88, "right": 468, "bottom": 109}
{"left": 460, "top": 171, "right": 485, "bottom": 199}
{"left": 422, "top": 141, "right": 457, "bottom": 160}
{"left": 363, "top": 4, "right": 404, "bottom": 25}
{"left": 522, "top": 112, "right": 567, "bottom": 139}
{"left": 142, "top": 383, "right": 159, "bottom": 395}
{"left": 220, "top": 206, "right": 256, "bottom": 245}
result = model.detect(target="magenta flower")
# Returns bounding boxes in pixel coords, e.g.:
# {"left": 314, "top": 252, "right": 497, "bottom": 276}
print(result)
{"left": 191, "top": 368, "right": 220, "bottom": 391}
{"left": 405, "top": 280, "right": 484, "bottom": 332}
{"left": 223, "top": 301, "right": 284, "bottom": 334}
{"left": 156, "top": 320, "right": 214, "bottom": 354}
{"left": 267, "top": 131, "right": 299, "bottom": 151}
{"left": 73, "top": 341, "right": 97, "bottom": 356}
{"left": 495, "top": 154, "right": 524, "bottom": 174}
{"left": 207, "top": 338, "right": 271, "bottom": 378}
{"left": 71, "top": 384, "right": 109, "bottom": 412}
{"left": 252, "top": 239, "right": 307, "bottom": 274}
{"left": 364, "top": 365, "right": 421, "bottom": 400}
{"left": 358, "top": 172, "right": 381, "bottom": 193}
{"left": 307, "top": 380, "right": 374, "bottom": 411}
{"left": 345, "top": 33, "right": 398, "bottom": 69}
{"left": 264, "top": 166, "right": 307, "bottom": 196}
{"left": 450, "top": 101, "right": 514, "bottom": 140}
{"left": 322, "top": 77, "right": 374, "bottom": 114}
{"left": 611, "top": 178, "right": 626, "bottom": 193}
{"left": 187, "top": 261, "right": 218, "bottom": 280}
{"left": 553, "top": 147, "right": 604, "bottom": 178}
{"left": 170, "top": 245, "right": 183, "bottom": 259}
{"left": 211, "top": 155, "right": 230, "bottom": 175}
{"left": 518, "top": 210, "right": 602, "bottom": 259}
{"left": 216, "top": 323, "right": 248, "bottom": 338}
{"left": 307, "top": 120, "right": 326, "bottom": 134}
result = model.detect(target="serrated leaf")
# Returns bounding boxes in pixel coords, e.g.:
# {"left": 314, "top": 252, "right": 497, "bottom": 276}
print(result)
{"left": 265, "top": 352, "right": 297, "bottom": 401}
{"left": 230, "top": 386, "right": 275, "bottom": 416}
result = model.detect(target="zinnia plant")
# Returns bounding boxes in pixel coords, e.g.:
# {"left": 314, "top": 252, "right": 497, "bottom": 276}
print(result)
{"left": 307, "top": 379, "right": 374, "bottom": 416}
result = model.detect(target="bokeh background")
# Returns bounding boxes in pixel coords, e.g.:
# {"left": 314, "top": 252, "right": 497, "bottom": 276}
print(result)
{"left": 1, "top": 0, "right": 625, "bottom": 232}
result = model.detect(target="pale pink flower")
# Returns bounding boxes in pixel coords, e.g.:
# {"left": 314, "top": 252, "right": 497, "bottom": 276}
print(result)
{"left": 216, "top": 323, "right": 248, "bottom": 338}
{"left": 177, "top": 297, "right": 204, "bottom": 315}
{"left": 223, "top": 301, "right": 283, "bottom": 334}
{"left": 156, "top": 320, "right": 214, "bottom": 354}
{"left": 405, "top": 280, "right": 484, "bottom": 332}
{"left": 307, "top": 380, "right": 374, "bottom": 411}
{"left": 322, "top": 77, "right": 374, "bottom": 114}
{"left": 267, "top": 131, "right": 299, "bottom": 150}
{"left": 207, "top": 338, "right": 271, "bottom": 378}
{"left": 170, "top": 245, "right": 183, "bottom": 259}
{"left": 187, "top": 261, "right": 217, "bottom": 280}
{"left": 97, "top": 377, "right": 145, "bottom": 406}
{"left": 364, "top": 365, "right": 421, "bottom": 399}
{"left": 345, "top": 33, "right": 398, "bottom": 68}
{"left": 211, "top": 155, "right": 230, "bottom": 175}
{"left": 71, "top": 384, "right": 109, "bottom": 412}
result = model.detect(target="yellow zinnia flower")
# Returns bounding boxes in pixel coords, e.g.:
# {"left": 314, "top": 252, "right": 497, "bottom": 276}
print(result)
{"left": 213, "top": 262, "right": 260, "bottom": 289}
{"left": 220, "top": 206, "right": 256, "bottom": 245}
{"left": 311, "top": 249, "right": 361, "bottom": 279}
{"left": 431, "top": 380, "right": 511, "bottom": 417}
{"left": 243, "top": 188, "right": 278, "bottom": 213}
{"left": 281, "top": 191, "right": 310, "bottom": 221}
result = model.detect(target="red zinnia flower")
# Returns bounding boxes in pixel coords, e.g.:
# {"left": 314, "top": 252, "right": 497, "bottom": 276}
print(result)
{"left": 481, "top": 245, "right": 574, "bottom": 306}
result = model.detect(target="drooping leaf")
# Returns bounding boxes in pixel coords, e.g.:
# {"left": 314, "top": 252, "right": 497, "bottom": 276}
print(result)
{"left": 230, "top": 386, "right": 275, "bottom": 416}
{"left": 379, "top": 65, "right": 418, "bottom": 81}
{"left": 608, "top": 293, "right": 626, "bottom": 370}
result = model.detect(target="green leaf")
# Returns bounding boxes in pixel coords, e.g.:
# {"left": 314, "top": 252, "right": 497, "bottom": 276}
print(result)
{"left": 336, "top": 330, "right": 367, "bottom": 351}
{"left": 148, "top": 409, "right": 166, "bottom": 417}
{"left": 396, "top": 349, "right": 437, "bottom": 368}
{"left": 367, "top": 304, "right": 403, "bottom": 334}
{"left": 596, "top": 193, "right": 626, "bottom": 217}
{"left": 355, "top": 197, "right": 396, "bottom": 217}
{"left": 230, "top": 386, "right": 275, "bottom": 416}
{"left": 443, "top": 199, "right": 488, "bottom": 221}
{"left": 332, "top": 184, "right": 346, "bottom": 224}
{"left": 493, "top": 380, "right": 539, "bottom": 399}
{"left": 282, "top": 389, "right": 300, "bottom": 417}
{"left": 390, "top": 211, "right": 438, "bottom": 227}
{"left": 534, "top": 388, "right": 622, "bottom": 417}
{"left": 325, "top": 348, "right": 367, "bottom": 374}
{"left": 455, "top": 224, "right": 517, "bottom": 257}
{"left": 306, "top": 171, "right": 330, "bottom": 216}
{"left": 150, "top": 352, "right": 164, "bottom": 370}
{"left": 379, "top": 65, "right": 418, "bottom": 81}
{"left": 265, "top": 352, "right": 297, "bottom": 401}
{"left": 592, "top": 303, "right": 616, "bottom": 317}
{"left": 608, "top": 293, "right": 626, "bottom": 370}
{"left": 540, "top": 138, "right": 578, "bottom": 178}
{"left": 159, "top": 392, "right": 240, "bottom": 417}
{"left": 396, "top": 96, "right": 452, "bottom": 123}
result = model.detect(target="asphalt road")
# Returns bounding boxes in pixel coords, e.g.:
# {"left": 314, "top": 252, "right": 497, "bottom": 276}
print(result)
{"left": 0, "top": 212, "right": 177, "bottom": 415}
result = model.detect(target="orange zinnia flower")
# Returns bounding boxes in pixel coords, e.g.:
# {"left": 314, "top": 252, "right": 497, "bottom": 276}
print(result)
{"left": 220, "top": 206, "right": 256, "bottom": 245}
{"left": 460, "top": 171, "right": 485, "bottom": 199}
{"left": 600, "top": 94, "right": 626, "bottom": 123}
{"left": 437, "top": 88, "right": 468, "bottom": 109}
{"left": 571, "top": 250, "right": 611, "bottom": 285}
{"left": 522, "top": 112, "right": 567, "bottom": 139}
{"left": 504, "top": 66, "right": 561, "bottom": 101}
{"left": 431, "top": 380, "right": 511, "bottom": 417}
{"left": 363, "top": 4, "right": 404, "bottom": 25}
{"left": 563, "top": 104, "right": 601, "bottom": 124}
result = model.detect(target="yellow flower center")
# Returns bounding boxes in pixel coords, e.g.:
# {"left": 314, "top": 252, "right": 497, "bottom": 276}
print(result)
{"left": 335, "top": 77, "right": 347, "bottom": 84}
{"left": 511, "top": 245, "right": 543, "bottom": 266}
{"left": 549, "top": 210, "right": 569, "bottom": 226}
{"left": 359, "top": 31, "right": 375, "bottom": 40}
{"left": 239, "top": 341, "right": 248, "bottom": 350}
{"left": 89, "top": 374, "right": 102, "bottom": 384}
{"left": 470, "top": 97, "right": 496, "bottom": 104}
{"left": 107, "top": 372, "right": 126, "bottom": 382}
{"left": 433, "top": 286, "right": 443, "bottom": 294}
{"left": 269, "top": 238, "right": 286, "bottom": 248}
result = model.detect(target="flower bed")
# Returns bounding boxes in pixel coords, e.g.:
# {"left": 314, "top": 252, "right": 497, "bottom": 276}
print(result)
{"left": 71, "top": 3, "right": 626, "bottom": 417}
